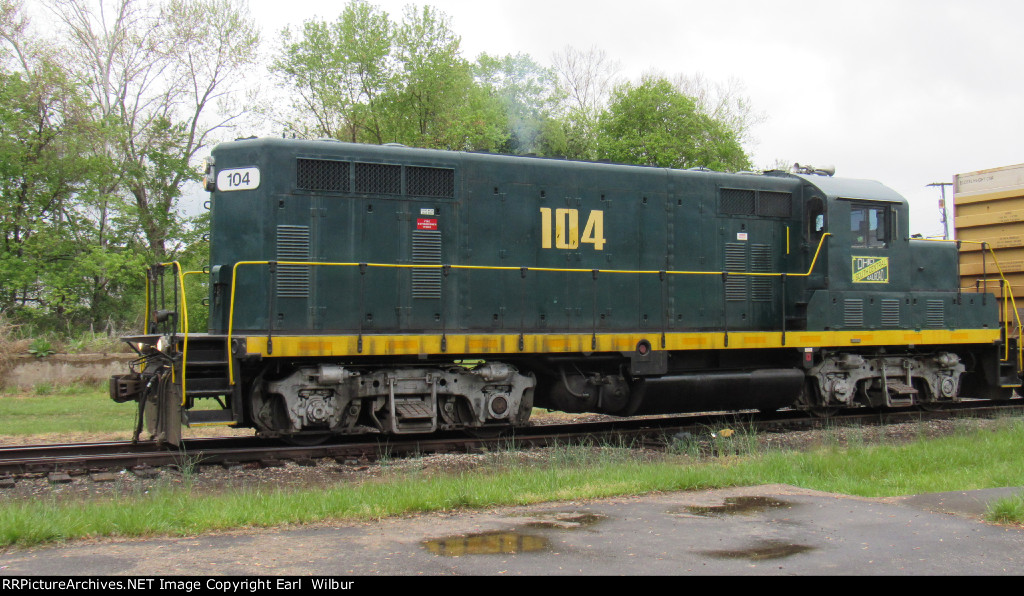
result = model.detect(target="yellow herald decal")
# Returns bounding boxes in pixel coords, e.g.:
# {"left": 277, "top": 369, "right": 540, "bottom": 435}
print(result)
{"left": 852, "top": 256, "right": 889, "bottom": 283}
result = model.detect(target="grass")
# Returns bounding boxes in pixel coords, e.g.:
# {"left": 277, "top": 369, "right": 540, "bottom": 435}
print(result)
{"left": 2, "top": 385, "right": 1024, "bottom": 546}
{"left": 1, "top": 416, "right": 1024, "bottom": 547}
{"left": 988, "top": 493, "right": 1024, "bottom": 524}
{"left": 0, "top": 383, "right": 135, "bottom": 436}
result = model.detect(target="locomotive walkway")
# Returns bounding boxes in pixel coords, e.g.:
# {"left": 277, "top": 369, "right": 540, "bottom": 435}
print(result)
{"left": 2, "top": 484, "right": 1023, "bottom": 576}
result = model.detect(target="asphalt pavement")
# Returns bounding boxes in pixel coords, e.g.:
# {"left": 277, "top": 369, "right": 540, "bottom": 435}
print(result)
{"left": 2, "top": 484, "right": 1023, "bottom": 576}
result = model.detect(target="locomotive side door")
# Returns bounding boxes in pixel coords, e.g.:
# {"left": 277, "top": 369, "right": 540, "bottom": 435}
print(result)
{"left": 803, "top": 195, "right": 828, "bottom": 290}
{"left": 721, "top": 219, "right": 778, "bottom": 331}
{"left": 717, "top": 187, "right": 793, "bottom": 331}
{"left": 272, "top": 192, "right": 317, "bottom": 333}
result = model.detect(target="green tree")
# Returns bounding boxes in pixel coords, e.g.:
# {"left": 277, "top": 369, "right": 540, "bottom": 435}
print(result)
{"left": 383, "top": 4, "right": 505, "bottom": 150}
{"left": 273, "top": 0, "right": 393, "bottom": 142}
{"left": 540, "top": 46, "right": 621, "bottom": 160}
{"left": 473, "top": 52, "right": 561, "bottom": 155}
{"left": 51, "top": 0, "right": 260, "bottom": 258}
{"left": 672, "top": 73, "right": 765, "bottom": 148}
{"left": 0, "top": 0, "right": 252, "bottom": 333}
{"left": 272, "top": 2, "right": 507, "bottom": 151}
{"left": 0, "top": 4, "right": 143, "bottom": 329}
{"left": 596, "top": 77, "right": 751, "bottom": 171}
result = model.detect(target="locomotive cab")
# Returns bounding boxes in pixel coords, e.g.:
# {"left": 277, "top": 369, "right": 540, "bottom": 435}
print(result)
{"left": 793, "top": 175, "right": 1013, "bottom": 409}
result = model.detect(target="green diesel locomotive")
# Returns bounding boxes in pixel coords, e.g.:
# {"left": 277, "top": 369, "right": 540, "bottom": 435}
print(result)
{"left": 111, "top": 137, "right": 1021, "bottom": 445}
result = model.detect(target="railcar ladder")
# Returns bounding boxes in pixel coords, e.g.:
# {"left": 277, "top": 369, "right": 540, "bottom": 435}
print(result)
{"left": 177, "top": 335, "right": 237, "bottom": 426}
{"left": 383, "top": 375, "right": 439, "bottom": 434}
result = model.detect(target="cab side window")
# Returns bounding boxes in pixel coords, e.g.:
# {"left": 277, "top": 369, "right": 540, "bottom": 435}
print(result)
{"left": 850, "top": 204, "right": 887, "bottom": 248}
{"left": 806, "top": 197, "right": 825, "bottom": 240}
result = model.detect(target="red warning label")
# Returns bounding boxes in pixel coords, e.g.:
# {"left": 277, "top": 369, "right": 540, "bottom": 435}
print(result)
{"left": 416, "top": 218, "right": 438, "bottom": 230}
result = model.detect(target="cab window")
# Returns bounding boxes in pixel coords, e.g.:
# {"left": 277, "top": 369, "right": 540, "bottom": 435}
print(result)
{"left": 850, "top": 204, "right": 887, "bottom": 248}
{"left": 806, "top": 197, "right": 825, "bottom": 240}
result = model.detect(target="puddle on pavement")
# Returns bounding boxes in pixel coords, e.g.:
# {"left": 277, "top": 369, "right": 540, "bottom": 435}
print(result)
{"left": 524, "top": 512, "right": 607, "bottom": 529}
{"left": 700, "top": 539, "right": 816, "bottom": 561}
{"left": 675, "top": 496, "right": 792, "bottom": 517}
{"left": 422, "top": 531, "right": 550, "bottom": 556}
{"left": 421, "top": 512, "right": 605, "bottom": 556}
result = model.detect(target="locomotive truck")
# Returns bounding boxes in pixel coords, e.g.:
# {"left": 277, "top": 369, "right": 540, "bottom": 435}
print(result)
{"left": 111, "top": 137, "right": 1022, "bottom": 445}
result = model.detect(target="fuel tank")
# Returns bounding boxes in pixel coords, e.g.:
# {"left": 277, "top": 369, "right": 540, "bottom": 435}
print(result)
{"left": 624, "top": 368, "right": 805, "bottom": 415}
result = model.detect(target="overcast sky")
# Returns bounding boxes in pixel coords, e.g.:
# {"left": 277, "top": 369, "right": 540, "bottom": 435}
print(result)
{"left": 248, "top": 0, "right": 1023, "bottom": 236}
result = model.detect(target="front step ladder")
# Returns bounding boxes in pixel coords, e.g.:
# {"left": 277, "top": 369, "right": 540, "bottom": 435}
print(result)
{"left": 885, "top": 380, "right": 918, "bottom": 407}
{"left": 176, "top": 335, "right": 236, "bottom": 427}
{"left": 386, "top": 377, "right": 438, "bottom": 434}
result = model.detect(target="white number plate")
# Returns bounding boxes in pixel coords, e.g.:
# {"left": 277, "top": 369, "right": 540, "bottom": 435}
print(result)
{"left": 217, "top": 167, "right": 260, "bottom": 191}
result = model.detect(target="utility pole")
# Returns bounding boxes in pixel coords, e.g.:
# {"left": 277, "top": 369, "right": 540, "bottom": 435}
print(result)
{"left": 927, "top": 182, "right": 953, "bottom": 240}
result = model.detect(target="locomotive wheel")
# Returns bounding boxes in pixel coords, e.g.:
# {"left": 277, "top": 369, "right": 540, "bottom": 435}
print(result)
{"left": 465, "top": 425, "right": 510, "bottom": 439}
{"left": 809, "top": 406, "right": 841, "bottom": 418}
{"left": 281, "top": 433, "right": 332, "bottom": 446}
{"left": 797, "top": 377, "right": 839, "bottom": 417}
{"left": 915, "top": 380, "right": 943, "bottom": 411}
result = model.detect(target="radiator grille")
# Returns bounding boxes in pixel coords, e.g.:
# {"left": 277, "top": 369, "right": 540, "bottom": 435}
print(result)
{"left": 296, "top": 158, "right": 349, "bottom": 192}
{"left": 757, "top": 191, "right": 793, "bottom": 217}
{"left": 407, "top": 166, "right": 454, "bottom": 198}
{"left": 724, "top": 243, "right": 747, "bottom": 301}
{"left": 412, "top": 230, "right": 442, "bottom": 299}
{"left": 750, "top": 244, "right": 773, "bottom": 302}
{"left": 844, "top": 299, "right": 864, "bottom": 327}
{"left": 355, "top": 162, "right": 401, "bottom": 195}
{"left": 276, "top": 225, "right": 310, "bottom": 298}
{"left": 881, "top": 299, "right": 900, "bottom": 327}
{"left": 719, "top": 189, "right": 793, "bottom": 217}
{"left": 720, "top": 189, "right": 755, "bottom": 215}
{"left": 926, "top": 300, "right": 945, "bottom": 328}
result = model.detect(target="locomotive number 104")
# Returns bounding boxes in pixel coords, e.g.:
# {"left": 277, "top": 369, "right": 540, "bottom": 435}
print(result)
{"left": 539, "top": 207, "right": 606, "bottom": 251}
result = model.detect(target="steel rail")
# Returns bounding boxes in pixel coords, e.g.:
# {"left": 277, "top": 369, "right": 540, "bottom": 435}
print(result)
{"left": 2, "top": 401, "right": 1021, "bottom": 477}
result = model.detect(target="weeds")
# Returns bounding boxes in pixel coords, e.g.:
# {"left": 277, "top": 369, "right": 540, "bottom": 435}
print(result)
{"left": 664, "top": 421, "right": 761, "bottom": 459}
{"left": 0, "top": 314, "right": 21, "bottom": 386}
{"left": 32, "top": 382, "right": 54, "bottom": 396}
{"left": 375, "top": 445, "right": 394, "bottom": 467}
{"left": 987, "top": 492, "right": 1024, "bottom": 525}
{"left": 27, "top": 338, "right": 55, "bottom": 358}
{"left": 666, "top": 430, "right": 703, "bottom": 458}
{"left": 819, "top": 420, "right": 843, "bottom": 449}
{"left": 174, "top": 444, "right": 204, "bottom": 488}
{"left": 846, "top": 424, "right": 866, "bottom": 449}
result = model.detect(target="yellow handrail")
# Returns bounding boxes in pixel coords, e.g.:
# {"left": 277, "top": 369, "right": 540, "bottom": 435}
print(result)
{"left": 924, "top": 238, "right": 1022, "bottom": 368}
{"left": 147, "top": 262, "right": 201, "bottom": 405}
{"left": 225, "top": 234, "right": 832, "bottom": 384}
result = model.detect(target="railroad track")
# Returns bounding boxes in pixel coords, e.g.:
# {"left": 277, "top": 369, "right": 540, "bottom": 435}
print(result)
{"left": 2, "top": 401, "right": 1022, "bottom": 479}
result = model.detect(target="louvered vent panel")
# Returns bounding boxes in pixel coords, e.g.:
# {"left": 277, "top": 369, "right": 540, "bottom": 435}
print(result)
{"left": 724, "top": 243, "right": 747, "bottom": 301}
{"left": 750, "top": 244, "right": 773, "bottom": 302}
{"left": 296, "top": 158, "right": 349, "bottom": 192}
{"left": 844, "top": 299, "right": 864, "bottom": 327}
{"left": 276, "top": 225, "right": 310, "bottom": 298}
{"left": 926, "top": 300, "right": 945, "bottom": 328}
{"left": 720, "top": 189, "right": 755, "bottom": 215}
{"left": 412, "top": 230, "right": 442, "bottom": 299}
{"left": 407, "top": 166, "right": 454, "bottom": 198}
{"left": 355, "top": 162, "right": 401, "bottom": 195}
{"left": 881, "top": 299, "right": 901, "bottom": 327}
{"left": 757, "top": 191, "right": 793, "bottom": 217}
